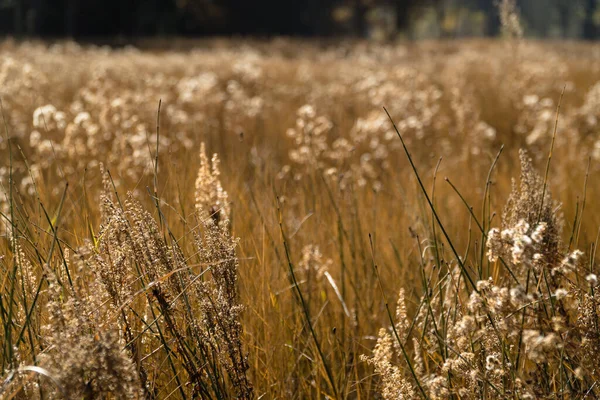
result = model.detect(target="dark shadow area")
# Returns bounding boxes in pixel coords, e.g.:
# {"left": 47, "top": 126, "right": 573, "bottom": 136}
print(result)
{"left": 0, "top": 0, "right": 598, "bottom": 41}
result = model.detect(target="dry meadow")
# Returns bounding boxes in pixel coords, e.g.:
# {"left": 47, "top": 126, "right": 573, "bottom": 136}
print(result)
{"left": 2, "top": 37, "right": 600, "bottom": 398}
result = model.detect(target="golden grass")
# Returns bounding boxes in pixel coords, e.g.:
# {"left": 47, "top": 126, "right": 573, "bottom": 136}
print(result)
{"left": 1, "top": 38, "right": 600, "bottom": 398}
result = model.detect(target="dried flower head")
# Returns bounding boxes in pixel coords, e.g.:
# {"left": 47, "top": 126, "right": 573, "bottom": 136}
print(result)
{"left": 195, "top": 142, "right": 230, "bottom": 226}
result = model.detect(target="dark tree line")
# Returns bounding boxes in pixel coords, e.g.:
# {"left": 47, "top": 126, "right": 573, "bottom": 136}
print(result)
{"left": 0, "top": 0, "right": 438, "bottom": 37}
{"left": 0, "top": 0, "right": 598, "bottom": 39}
{"left": 584, "top": 0, "right": 599, "bottom": 39}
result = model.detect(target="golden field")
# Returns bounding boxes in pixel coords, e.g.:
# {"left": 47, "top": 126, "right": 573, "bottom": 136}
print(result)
{"left": 1, "top": 38, "right": 600, "bottom": 398}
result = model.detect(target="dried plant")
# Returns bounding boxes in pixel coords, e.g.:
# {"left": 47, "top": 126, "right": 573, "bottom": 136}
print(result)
{"left": 39, "top": 257, "right": 143, "bottom": 399}
{"left": 364, "top": 139, "right": 600, "bottom": 398}
{"left": 2, "top": 38, "right": 600, "bottom": 399}
{"left": 498, "top": 0, "right": 523, "bottom": 40}
{"left": 195, "top": 142, "right": 230, "bottom": 226}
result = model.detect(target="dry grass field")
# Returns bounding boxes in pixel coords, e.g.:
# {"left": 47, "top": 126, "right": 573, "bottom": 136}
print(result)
{"left": 2, "top": 36, "right": 600, "bottom": 398}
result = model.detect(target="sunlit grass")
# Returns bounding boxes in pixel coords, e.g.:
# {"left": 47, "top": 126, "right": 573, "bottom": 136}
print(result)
{"left": 1, "top": 38, "right": 600, "bottom": 398}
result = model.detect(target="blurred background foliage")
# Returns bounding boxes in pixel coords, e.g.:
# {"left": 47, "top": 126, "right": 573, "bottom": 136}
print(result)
{"left": 0, "top": 0, "right": 598, "bottom": 40}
